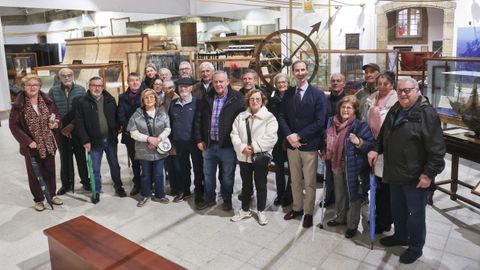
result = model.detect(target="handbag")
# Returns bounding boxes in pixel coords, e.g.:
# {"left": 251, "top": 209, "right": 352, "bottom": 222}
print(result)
{"left": 245, "top": 117, "right": 272, "bottom": 167}
{"left": 142, "top": 109, "right": 171, "bottom": 155}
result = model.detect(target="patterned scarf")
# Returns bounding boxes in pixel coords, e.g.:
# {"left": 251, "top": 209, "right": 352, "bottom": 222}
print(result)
{"left": 326, "top": 115, "right": 355, "bottom": 175}
{"left": 24, "top": 96, "right": 57, "bottom": 159}
{"left": 368, "top": 90, "right": 396, "bottom": 139}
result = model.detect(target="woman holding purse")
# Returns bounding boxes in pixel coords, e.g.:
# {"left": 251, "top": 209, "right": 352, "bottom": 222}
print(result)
{"left": 127, "top": 89, "right": 171, "bottom": 207}
{"left": 230, "top": 89, "right": 278, "bottom": 225}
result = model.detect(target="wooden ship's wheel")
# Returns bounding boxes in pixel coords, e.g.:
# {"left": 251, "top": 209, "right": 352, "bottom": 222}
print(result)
{"left": 254, "top": 22, "right": 321, "bottom": 92}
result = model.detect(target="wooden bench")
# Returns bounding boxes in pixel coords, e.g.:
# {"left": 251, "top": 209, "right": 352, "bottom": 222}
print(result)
{"left": 43, "top": 215, "right": 186, "bottom": 270}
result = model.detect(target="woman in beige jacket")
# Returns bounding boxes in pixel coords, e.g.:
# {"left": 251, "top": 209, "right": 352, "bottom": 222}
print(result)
{"left": 230, "top": 89, "right": 278, "bottom": 225}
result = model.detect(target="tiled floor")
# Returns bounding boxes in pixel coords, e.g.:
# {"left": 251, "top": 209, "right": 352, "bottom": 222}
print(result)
{"left": 0, "top": 116, "right": 479, "bottom": 270}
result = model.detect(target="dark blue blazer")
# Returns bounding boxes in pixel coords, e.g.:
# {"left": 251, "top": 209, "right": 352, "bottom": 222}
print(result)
{"left": 278, "top": 84, "right": 327, "bottom": 151}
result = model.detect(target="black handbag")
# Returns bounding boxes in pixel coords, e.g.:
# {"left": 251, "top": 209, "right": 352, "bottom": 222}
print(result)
{"left": 245, "top": 117, "right": 272, "bottom": 167}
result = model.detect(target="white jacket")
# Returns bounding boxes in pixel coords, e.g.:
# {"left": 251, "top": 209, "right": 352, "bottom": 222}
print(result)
{"left": 231, "top": 106, "right": 278, "bottom": 163}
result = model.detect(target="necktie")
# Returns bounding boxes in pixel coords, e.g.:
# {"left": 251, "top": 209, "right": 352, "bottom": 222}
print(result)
{"left": 295, "top": 88, "right": 302, "bottom": 108}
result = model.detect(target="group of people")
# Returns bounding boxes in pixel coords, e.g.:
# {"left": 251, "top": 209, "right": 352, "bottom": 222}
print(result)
{"left": 9, "top": 58, "right": 446, "bottom": 264}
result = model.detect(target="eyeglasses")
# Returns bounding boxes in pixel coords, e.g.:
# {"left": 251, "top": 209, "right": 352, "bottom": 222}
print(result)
{"left": 397, "top": 88, "right": 416, "bottom": 95}
{"left": 276, "top": 81, "right": 288, "bottom": 85}
{"left": 179, "top": 68, "right": 191, "bottom": 71}
{"left": 25, "top": 84, "right": 40, "bottom": 88}
{"left": 143, "top": 96, "right": 156, "bottom": 100}
{"left": 249, "top": 97, "right": 262, "bottom": 102}
{"left": 90, "top": 84, "right": 103, "bottom": 88}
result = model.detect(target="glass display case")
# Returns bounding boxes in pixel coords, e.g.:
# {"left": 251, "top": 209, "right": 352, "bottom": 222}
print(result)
{"left": 35, "top": 63, "right": 125, "bottom": 101}
{"left": 302, "top": 49, "right": 397, "bottom": 94}
{"left": 7, "top": 53, "right": 39, "bottom": 96}
{"left": 127, "top": 50, "right": 193, "bottom": 80}
{"left": 424, "top": 57, "right": 480, "bottom": 136}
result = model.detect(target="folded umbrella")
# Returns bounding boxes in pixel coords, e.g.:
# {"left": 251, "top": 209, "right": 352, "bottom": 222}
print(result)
{"left": 369, "top": 173, "right": 377, "bottom": 249}
{"left": 86, "top": 151, "right": 96, "bottom": 203}
{"left": 29, "top": 153, "right": 54, "bottom": 210}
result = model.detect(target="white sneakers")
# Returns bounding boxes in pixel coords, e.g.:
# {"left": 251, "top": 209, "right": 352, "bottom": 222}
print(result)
{"left": 231, "top": 209, "right": 268, "bottom": 226}
{"left": 231, "top": 209, "right": 252, "bottom": 222}
{"left": 257, "top": 211, "right": 268, "bottom": 226}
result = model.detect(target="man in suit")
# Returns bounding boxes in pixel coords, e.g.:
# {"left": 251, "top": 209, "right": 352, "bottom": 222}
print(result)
{"left": 278, "top": 60, "right": 327, "bottom": 228}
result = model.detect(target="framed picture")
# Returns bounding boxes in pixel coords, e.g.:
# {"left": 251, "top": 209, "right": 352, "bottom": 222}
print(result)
{"left": 472, "top": 180, "right": 480, "bottom": 196}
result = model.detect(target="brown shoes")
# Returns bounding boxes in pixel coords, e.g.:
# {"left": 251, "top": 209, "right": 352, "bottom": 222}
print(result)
{"left": 283, "top": 210, "right": 304, "bottom": 220}
{"left": 302, "top": 214, "right": 313, "bottom": 228}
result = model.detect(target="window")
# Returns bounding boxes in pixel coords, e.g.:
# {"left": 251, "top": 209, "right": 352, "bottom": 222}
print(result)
{"left": 396, "top": 8, "right": 422, "bottom": 38}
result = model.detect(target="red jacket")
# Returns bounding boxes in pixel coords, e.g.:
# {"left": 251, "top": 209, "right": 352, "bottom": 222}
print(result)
{"left": 9, "top": 91, "right": 60, "bottom": 156}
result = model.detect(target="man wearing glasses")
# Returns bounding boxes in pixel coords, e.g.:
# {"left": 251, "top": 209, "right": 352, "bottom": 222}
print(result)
{"left": 368, "top": 78, "right": 445, "bottom": 264}
{"left": 278, "top": 60, "right": 327, "bottom": 228}
{"left": 48, "top": 68, "right": 89, "bottom": 195}
{"left": 76, "top": 77, "right": 127, "bottom": 203}
{"left": 178, "top": 61, "right": 193, "bottom": 78}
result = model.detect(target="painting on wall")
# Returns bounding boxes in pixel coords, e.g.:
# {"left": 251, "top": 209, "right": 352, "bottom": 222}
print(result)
{"left": 456, "top": 27, "right": 480, "bottom": 71}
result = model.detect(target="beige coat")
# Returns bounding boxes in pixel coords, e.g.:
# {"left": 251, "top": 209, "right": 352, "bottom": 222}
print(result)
{"left": 231, "top": 106, "right": 278, "bottom": 163}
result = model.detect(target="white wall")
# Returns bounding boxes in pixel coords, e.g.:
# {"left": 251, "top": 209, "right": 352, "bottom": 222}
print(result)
{"left": 452, "top": 0, "right": 480, "bottom": 55}
{"left": 0, "top": 17, "right": 11, "bottom": 111}
{"left": 427, "top": 7, "right": 444, "bottom": 51}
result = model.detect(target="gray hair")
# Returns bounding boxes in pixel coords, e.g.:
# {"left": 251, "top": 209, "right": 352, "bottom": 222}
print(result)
{"left": 162, "top": 79, "right": 175, "bottom": 87}
{"left": 199, "top": 62, "right": 215, "bottom": 71}
{"left": 398, "top": 77, "right": 419, "bottom": 90}
{"left": 58, "top": 68, "right": 73, "bottom": 77}
{"left": 243, "top": 68, "right": 258, "bottom": 80}
{"left": 213, "top": 70, "right": 228, "bottom": 80}
{"left": 330, "top": 73, "right": 345, "bottom": 82}
{"left": 179, "top": 61, "right": 191, "bottom": 68}
{"left": 273, "top": 73, "right": 289, "bottom": 86}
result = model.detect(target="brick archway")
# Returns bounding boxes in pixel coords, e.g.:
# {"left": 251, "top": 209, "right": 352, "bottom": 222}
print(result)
{"left": 376, "top": 1, "right": 456, "bottom": 56}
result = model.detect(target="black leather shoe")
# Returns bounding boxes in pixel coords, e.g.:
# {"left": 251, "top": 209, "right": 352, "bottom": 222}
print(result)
{"left": 345, "top": 228, "right": 357, "bottom": 238}
{"left": 302, "top": 214, "right": 313, "bottom": 228}
{"left": 57, "top": 186, "right": 71, "bottom": 195}
{"left": 379, "top": 236, "right": 408, "bottom": 247}
{"left": 196, "top": 200, "right": 216, "bottom": 210}
{"left": 284, "top": 210, "right": 304, "bottom": 220}
{"left": 399, "top": 249, "right": 422, "bottom": 264}
{"left": 173, "top": 193, "right": 185, "bottom": 203}
{"left": 92, "top": 193, "right": 100, "bottom": 204}
{"left": 222, "top": 200, "right": 232, "bottom": 211}
{"left": 327, "top": 220, "right": 346, "bottom": 227}
{"left": 130, "top": 185, "right": 141, "bottom": 196}
{"left": 116, "top": 188, "right": 127, "bottom": 198}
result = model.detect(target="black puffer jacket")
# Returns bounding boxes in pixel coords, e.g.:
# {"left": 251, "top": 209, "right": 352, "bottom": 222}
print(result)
{"left": 75, "top": 91, "right": 119, "bottom": 148}
{"left": 194, "top": 88, "right": 244, "bottom": 148}
{"left": 377, "top": 96, "right": 446, "bottom": 185}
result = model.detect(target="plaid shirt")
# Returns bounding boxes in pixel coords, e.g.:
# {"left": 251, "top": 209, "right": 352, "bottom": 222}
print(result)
{"left": 210, "top": 94, "right": 228, "bottom": 141}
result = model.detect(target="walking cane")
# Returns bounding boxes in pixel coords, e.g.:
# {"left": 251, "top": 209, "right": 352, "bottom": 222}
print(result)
{"left": 318, "top": 155, "right": 327, "bottom": 229}
{"left": 369, "top": 171, "right": 377, "bottom": 250}
{"left": 85, "top": 150, "right": 96, "bottom": 203}
{"left": 29, "top": 153, "right": 54, "bottom": 210}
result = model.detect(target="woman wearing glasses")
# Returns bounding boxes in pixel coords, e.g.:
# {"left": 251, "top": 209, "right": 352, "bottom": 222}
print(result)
{"left": 9, "top": 75, "right": 63, "bottom": 211}
{"left": 366, "top": 71, "right": 398, "bottom": 234}
{"left": 324, "top": 95, "right": 374, "bottom": 238}
{"left": 268, "top": 73, "right": 292, "bottom": 207}
{"left": 127, "top": 89, "right": 171, "bottom": 207}
{"left": 231, "top": 89, "right": 278, "bottom": 225}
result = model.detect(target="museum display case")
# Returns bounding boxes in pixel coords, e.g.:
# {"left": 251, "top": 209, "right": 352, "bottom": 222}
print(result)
{"left": 35, "top": 63, "right": 125, "bottom": 101}
{"left": 126, "top": 50, "right": 193, "bottom": 80}
{"left": 423, "top": 57, "right": 480, "bottom": 136}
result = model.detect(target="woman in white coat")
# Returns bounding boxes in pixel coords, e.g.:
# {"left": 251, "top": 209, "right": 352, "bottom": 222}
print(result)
{"left": 366, "top": 71, "right": 398, "bottom": 234}
{"left": 230, "top": 89, "right": 278, "bottom": 225}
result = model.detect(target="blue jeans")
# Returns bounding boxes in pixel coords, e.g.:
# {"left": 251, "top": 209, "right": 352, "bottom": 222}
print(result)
{"left": 202, "top": 143, "right": 236, "bottom": 203}
{"left": 139, "top": 159, "right": 165, "bottom": 198}
{"left": 90, "top": 138, "right": 123, "bottom": 194}
{"left": 390, "top": 183, "right": 428, "bottom": 252}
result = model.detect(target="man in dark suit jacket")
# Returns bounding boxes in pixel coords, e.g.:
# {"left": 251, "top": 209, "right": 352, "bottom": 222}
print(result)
{"left": 278, "top": 60, "right": 327, "bottom": 228}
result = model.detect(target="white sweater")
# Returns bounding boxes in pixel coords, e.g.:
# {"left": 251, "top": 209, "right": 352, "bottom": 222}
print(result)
{"left": 231, "top": 106, "right": 278, "bottom": 163}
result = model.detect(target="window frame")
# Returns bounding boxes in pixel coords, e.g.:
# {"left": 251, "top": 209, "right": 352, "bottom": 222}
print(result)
{"left": 395, "top": 8, "right": 423, "bottom": 39}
